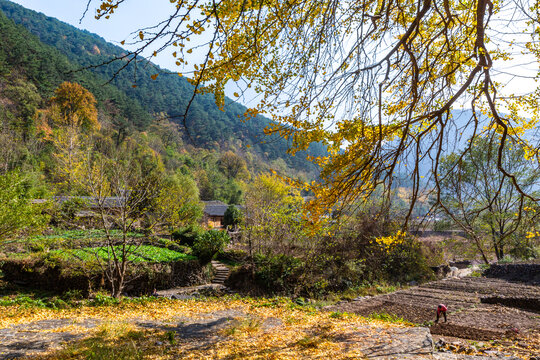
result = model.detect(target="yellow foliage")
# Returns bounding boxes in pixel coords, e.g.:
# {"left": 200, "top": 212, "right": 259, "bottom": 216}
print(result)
{"left": 0, "top": 298, "right": 410, "bottom": 359}
{"left": 375, "top": 230, "right": 407, "bottom": 250}
{"left": 92, "top": 0, "right": 540, "bottom": 220}
{"left": 50, "top": 82, "right": 100, "bottom": 132}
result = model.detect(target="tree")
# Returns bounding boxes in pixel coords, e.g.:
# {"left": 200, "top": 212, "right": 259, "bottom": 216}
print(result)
{"left": 192, "top": 229, "right": 230, "bottom": 264}
{"left": 3, "top": 79, "right": 41, "bottom": 141}
{"left": 439, "top": 137, "right": 540, "bottom": 262}
{"left": 50, "top": 82, "right": 99, "bottom": 132}
{"left": 218, "top": 151, "right": 248, "bottom": 180}
{"left": 45, "top": 83, "right": 100, "bottom": 193}
{"left": 93, "top": 0, "right": 540, "bottom": 222}
{"left": 242, "top": 174, "right": 305, "bottom": 256}
{"left": 0, "top": 171, "right": 49, "bottom": 243}
{"left": 49, "top": 128, "right": 88, "bottom": 194}
{"left": 148, "top": 173, "right": 203, "bottom": 230}
{"left": 223, "top": 204, "right": 242, "bottom": 229}
{"left": 76, "top": 146, "right": 165, "bottom": 297}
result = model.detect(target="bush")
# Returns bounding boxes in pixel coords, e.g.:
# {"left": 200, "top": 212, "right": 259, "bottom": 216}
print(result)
{"left": 90, "top": 293, "right": 121, "bottom": 306}
{"left": 171, "top": 225, "right": 205, "bottom": 247}
{"left": 254, "top": 254, "right": 304, "bottom": 294}
{"left": 378, "top": 235, "right": 434, "bottom": 283}
{"left": 60, "top": 198, "right": 87, "bottom": 220}
{"left": 192, "top": 230, "right": 230, "bottom": 264}
{"left": 509, "top": 241, "right": 539, "bottom": 260}
{"left": 223, "top": 205, "right": 242, "bottom": 228}
{"left": 216, "top": 249, "right": 248, "bottom": 265}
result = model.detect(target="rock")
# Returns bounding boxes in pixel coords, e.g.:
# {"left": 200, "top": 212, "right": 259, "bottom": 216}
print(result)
{"left": 435, "top": 338, "right": 447, "bottom": 350}
{"left": 155, "top": 341, "right": 163, "bottom": 346}
{"left": 359, "top": 327, "right": 434, "bottom": 358}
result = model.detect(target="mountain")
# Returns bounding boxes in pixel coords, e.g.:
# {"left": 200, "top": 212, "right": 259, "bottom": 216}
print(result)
{"left": 0, "top": 0, "right": 326, "bottom": 176}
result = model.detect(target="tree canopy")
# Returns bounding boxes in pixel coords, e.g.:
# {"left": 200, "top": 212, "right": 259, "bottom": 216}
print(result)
{"left": 92, "top": 0, "right": 540, "bottom": 223}
{"left": 50, "top": 82, "right": 100, "bottom": 132}
{"left": 0, "top": 171, "right": 49, "bottom": 242}
{"left": 439, "top": 136, "right": 540, "bottom": 262}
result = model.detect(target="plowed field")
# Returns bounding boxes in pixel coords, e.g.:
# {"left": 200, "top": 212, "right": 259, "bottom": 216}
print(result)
{"left": 329, "top": 277, "right": 540, "bottom": 341}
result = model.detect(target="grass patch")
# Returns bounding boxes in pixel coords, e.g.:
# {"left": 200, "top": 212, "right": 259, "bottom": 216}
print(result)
{"left": 222, "top": 317, "right": 262, "bottom": 336}
{"left": 296, "top": 335, "right": 325, "bottom": 349}
{"left": 368, "top": 312, "right": 413, "bottom": 325}
{"left": 329, "top": 311, "right": 346, "bottom": 319}
{"left": 48, "top": 322, "right": 146, "bottom": 360}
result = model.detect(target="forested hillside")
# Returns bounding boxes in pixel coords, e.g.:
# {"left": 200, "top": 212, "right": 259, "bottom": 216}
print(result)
{"left": 0, "top": 0, "right": 326, "bottom": 175}
{"left": 0, "top": 3, "right": 325, "bottom": 206}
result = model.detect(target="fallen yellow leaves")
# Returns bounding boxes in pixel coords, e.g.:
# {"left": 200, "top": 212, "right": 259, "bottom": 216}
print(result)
{"left": 1, "top": 297, "right": 410, "bottom": 359}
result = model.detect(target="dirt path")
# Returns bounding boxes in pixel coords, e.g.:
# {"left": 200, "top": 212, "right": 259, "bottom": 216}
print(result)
{"left": 0, "top": 309, "right": 438, "bottom": 359}
{"left": 0, "top": 304, "right": 528, "bottom": 359}
{"left": 1, "top": 276, "right": 537, "bottom": 359}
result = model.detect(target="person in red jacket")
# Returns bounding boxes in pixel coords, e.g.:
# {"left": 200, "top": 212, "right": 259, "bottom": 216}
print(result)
{"left": 436, "top": 304, "right": 447, "bottom": 323}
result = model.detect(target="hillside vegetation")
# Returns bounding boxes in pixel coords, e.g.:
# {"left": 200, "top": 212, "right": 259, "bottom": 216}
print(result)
{"left": 0, "top": 0, "right": 326, "bottom": 177}
{"left": 0, "top": 3, "right": 326, "bottom": 209}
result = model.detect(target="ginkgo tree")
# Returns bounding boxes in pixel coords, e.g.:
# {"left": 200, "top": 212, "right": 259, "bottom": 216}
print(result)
{"left": 41, "top": 82, "right": 100, "bottom": 193}
{"left": 90, "top": 0, "right": 540, "bottom": 223}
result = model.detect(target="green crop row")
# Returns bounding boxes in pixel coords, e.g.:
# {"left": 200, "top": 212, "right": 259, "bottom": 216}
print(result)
{"left": 49, "top": 245, "right": 196, "bottom": 263}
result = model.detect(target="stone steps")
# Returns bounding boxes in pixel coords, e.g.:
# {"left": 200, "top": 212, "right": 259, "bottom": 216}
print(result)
{"left": 211, "top": 260, "right": 231, "bottom": 285}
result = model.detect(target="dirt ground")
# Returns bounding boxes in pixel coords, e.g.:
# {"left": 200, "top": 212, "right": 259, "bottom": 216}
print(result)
{"left": 328, "top": 276, "right": 540, "bottom": 357}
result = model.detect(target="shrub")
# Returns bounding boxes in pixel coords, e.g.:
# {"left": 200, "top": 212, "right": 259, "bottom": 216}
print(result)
{"left": 498, "top": 254, "right": 514, "bottom": 264}
{"left": 377, "top": 234, "right": 434, "bottom": 283}
{"left": 171, "top": 224, "right": 205, "bottom": 247}
{"left": 254, "top": 254, "right": 304, "bottom": 294}
{"left": 223, "top": 205, "right": 242, "bottom": 228}
{"left": 60, "top": 198, "right": 87, "bottom": 220}
{"left": 90, "top": 293, "right": 121, "bottom": 306}
{"left": 509, "top": 241, "right": 539, "bottom": 260}
{"left": 192, "top": 230, "right": 230, "bottom": 264}
{"left": 216, "top": 249, "right": 248, "bottom": 265}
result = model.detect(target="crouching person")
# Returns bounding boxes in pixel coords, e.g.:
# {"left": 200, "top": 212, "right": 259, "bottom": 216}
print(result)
{"left": 436, "top": 304, "right": 447, "bottom": 323}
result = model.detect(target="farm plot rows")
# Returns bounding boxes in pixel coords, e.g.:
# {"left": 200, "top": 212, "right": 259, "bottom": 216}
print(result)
{"left": 329, "top": 277, "right": 540, "bottom": 341}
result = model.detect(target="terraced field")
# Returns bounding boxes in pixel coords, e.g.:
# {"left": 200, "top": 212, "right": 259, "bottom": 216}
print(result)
{"left": 329, "top": 276, "right": 540, "bottom": 341}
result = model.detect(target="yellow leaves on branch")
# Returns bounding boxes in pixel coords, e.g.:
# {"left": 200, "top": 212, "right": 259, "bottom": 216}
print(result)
{"left": 375, "top": 230, "right": 407, "bottom": 251}
{"left": 93, "top": 0, "right": 540, "bottom": 218}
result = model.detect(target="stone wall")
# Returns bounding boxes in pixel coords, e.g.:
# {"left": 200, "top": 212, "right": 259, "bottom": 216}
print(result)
{"left": 483, "top": 263, "right": 540, "bottom": 284}
{"left": 0, "top": 257, "right": 210, "bottom": 296}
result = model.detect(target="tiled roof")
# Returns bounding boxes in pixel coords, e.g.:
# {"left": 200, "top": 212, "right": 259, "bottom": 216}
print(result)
{"left": 203, "top": 200, "right": 229, "bottom": 217}
{"left": 52, "top": 196, "right": 126, "bottom": 208}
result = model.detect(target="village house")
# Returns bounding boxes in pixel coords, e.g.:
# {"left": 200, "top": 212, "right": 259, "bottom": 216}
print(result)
{"left": 202, "top": 200, "right": 229, "bottom": 228}
{"left": 35, "top": 197, "right": 241, "bottom": 230}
